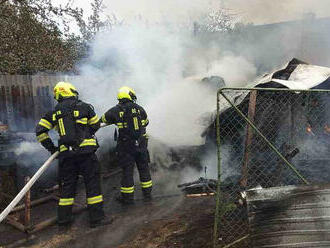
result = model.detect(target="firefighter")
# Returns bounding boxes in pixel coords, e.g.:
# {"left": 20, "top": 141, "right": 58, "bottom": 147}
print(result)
{"left": 101, "top": 86, "right": 152, "bottom": 204}
{"left": 36, "top": 81, "right": 112, "bottom": 228}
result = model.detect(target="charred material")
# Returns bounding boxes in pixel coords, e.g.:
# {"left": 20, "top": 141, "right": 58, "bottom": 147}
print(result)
{"left": 178, "top": 177, "right": 217, "bottom": 195}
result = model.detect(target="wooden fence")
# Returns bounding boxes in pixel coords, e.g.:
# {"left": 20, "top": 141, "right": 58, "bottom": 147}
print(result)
{"left": 0, "top": 74, "right": 67, "bottom": 131}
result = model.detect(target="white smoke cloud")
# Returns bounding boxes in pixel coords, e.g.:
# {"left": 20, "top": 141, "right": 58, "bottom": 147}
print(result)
{"left": 226, "top": 0, "right": 330, "bottom": 24}
{"left": 62, "top": 0, "right": 330, "bottom": 186}
{"left": 104, "top": 0, "right": 330, "bottom": 25}
{"left": 14, "top": 141, "right": 43, "bottom": 156}
{"left": 104, "top": 0, "right": 220, "bottom": 23}
{"left": 207, "top": 55, "right": 257, "bottom": 87}
{"left": 53, "top": 0, "right": 330, "bottom": 30}
{"left": 74, "top": 24, "right": 255, "bottom": 147}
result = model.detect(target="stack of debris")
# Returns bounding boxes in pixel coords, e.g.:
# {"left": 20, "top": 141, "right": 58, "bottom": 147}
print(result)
{"left": 178, "top": 177, "right": 217, "bottom": 197}
{"left": 0, "top": 126, "right": 24, "bottom": 206}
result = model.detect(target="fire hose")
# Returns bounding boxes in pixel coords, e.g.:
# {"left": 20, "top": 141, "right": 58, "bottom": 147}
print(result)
{"left": 0, "top": 123, "right": 108, "bottom": 223}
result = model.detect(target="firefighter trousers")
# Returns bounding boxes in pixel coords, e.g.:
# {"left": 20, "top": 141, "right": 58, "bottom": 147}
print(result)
{"left": 57, "top": 153, "right": 104, "bottom": 225}
{"left": 117, "top": 142, "right": 152, "bottom": 200}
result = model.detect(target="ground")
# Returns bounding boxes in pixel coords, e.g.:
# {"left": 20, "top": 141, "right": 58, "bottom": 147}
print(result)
{"left": 0, "top": 172, "right": 216, "bottom": 248}
{"left": 117, "top": 197, "right": 215, "bottom": 248}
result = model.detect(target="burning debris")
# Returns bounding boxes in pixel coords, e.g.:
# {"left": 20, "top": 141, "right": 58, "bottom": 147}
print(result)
{"left": 178, "top": 176, "right": 217, "bottom": 196}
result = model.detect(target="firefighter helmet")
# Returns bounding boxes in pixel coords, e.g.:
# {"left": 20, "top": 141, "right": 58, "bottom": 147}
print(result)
{"left": 53, "top": 82, "right": 78, "bottom": 101}
{"left": 117, "top": 86, "right": 137, "bottom": 102}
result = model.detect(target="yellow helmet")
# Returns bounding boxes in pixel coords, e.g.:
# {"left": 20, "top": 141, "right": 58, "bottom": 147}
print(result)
{"left": 53, "top": 81, "right": 78, "bottom": 101}
{"left": 117, "top": 86, "right": 137, "bottom": 101}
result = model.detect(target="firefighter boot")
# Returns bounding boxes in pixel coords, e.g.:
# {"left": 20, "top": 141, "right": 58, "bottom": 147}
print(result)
{"left": 142, "top": 191, "right": 152, "bottom": 202}
{"left": 57, "top": 218, "right": 73, "bottom": 233}
{"left": 57, "top": 205, "right": 74, "bottom": 228}
{"left": 90, "top": 216, "right": 114, "bottom": 228}
{"left": 115, "top": 193, "right": 134, "bottom": 205}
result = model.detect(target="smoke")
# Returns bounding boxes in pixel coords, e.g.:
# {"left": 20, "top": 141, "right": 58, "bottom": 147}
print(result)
{"left": 53, "top": 0, "right": 330, "bottom": 26}
{"left": 71, "top": 2, "right": 330, "bottom": 186}
{"left": 105, "top": 0, "right": 220, "bottom": 23}
{"left": 74, "top": 24, "right": 255, "bottom": 148}
{"left": 15, "top": 0, "right": 330, "bottom": 192}
{"left": 9, "top": 0, "right": 330, "bottom": 196}
{"left": 225, "top": 0, "right": 330, "bottom": 24}
{"left": 14, "top": 141, "right": 42, "bottom": 156}
{"left": 60, "top": 0, "right": 330, "bottom": 155}
{"left": 102, "top": 0, "right": 330, "bottom": 25}
{"left": 207, "top": 55, "right": 257, "bottom": 87}
{"left": 13, "top": 141, "right": 58, "bottom": 189}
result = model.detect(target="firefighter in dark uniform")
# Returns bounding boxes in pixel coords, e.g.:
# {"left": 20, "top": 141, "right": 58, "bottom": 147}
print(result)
{"left": 101, "top": 86, "right": 152, "bottom": 204}
{"left": 36, "top": 81, "right": 112, "bottom": 228}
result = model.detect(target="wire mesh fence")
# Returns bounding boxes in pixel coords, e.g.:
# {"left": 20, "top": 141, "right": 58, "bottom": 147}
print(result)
{"left": 213, "top": 88, "right": 330, "bottom": 248}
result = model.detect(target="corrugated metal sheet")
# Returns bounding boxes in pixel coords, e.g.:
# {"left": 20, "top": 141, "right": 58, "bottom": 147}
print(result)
{"left": 246, "top": 184, "right": 330, "bottom": 247}
{"left": 218, "top": 59, "right": 330, "bottom": 116}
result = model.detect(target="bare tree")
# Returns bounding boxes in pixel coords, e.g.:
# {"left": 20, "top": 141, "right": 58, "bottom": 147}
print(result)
{"left": 76, "top": 0, "right": 123, "bottom": 41}
{"left": 196, "top": 9, "right": 238, "bottom": 33}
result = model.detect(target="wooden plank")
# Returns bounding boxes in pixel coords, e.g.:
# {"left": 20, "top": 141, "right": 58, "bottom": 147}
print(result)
{"left": 240, "top": 90, "right": 257, "bottom": 187}
{"left": 6, "top": 216, "right": 25, "bottom": 232}
{"left": 28, "top": 205, "right": 86, "bottom": 234}
{"left": 24, "top": 177, "right": 31, "bottom": 229}
{"left": 12, "top": 195, "right": 54, "bottom": 212}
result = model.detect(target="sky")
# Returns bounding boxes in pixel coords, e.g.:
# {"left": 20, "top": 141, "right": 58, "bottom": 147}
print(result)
{"left": 53, "top": 0, "right": 330, "bottom": 25}
{"left": 226, "top": 0, "right": 330, "bottom": 24}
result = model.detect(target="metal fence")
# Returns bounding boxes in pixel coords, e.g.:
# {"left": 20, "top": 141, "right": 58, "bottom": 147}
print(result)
{"left": 213, "top": 88, "right": 330, "bottom": 247}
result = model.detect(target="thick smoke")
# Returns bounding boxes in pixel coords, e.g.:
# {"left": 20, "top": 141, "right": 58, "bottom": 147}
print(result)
{"left": 66, "top": 20, "right": 258, "bottom": 190}
{"left": 206, "top": 55, "right": 256, "bottom": 87}
{"left": 75, "top": 25, "right": 255, "bottom": 148}
{"left": 14, "top": 1, "right": 330, "bottom": 189}
{"left": 72, "top": 0, "right": 330, "bottom": 186}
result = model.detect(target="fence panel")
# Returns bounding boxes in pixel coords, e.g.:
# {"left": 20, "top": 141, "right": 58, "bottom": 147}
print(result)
{"left": 214, "top": 88, "right": 330, "bottom": 247}
{"left": 0, "top": 74, "right": 69, "bottom": 131}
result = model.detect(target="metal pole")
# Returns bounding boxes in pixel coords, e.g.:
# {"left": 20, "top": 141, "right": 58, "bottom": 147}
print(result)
{"left": 0, "top": 151, "right": 59, "bottom": 223}
{"left": 213, "top": 92, "right": 222, "bottom": 248}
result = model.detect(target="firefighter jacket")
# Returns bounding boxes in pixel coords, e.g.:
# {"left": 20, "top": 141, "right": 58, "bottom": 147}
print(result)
{"left": 101, "top": 99, "right": 149, "bottom": 143}
{"left": 36, "top": 97, "right": 100, "bottom": 156}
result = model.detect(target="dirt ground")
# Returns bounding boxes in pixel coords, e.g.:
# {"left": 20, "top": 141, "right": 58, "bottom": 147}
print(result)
{"left": 0, "top": 172, "right": 217, "bottom": 248}
{"left": 117, "top": 197, "right": 215, "bottom": 248}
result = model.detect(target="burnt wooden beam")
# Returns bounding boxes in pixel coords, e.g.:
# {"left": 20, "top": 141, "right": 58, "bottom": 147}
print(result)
{"left": 241, "top": 90, "right": 257, "bottom": 187}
